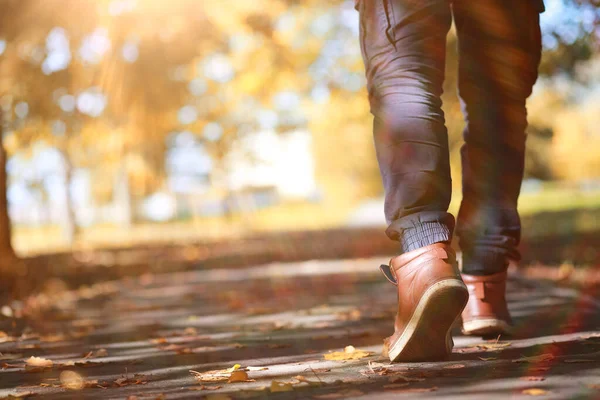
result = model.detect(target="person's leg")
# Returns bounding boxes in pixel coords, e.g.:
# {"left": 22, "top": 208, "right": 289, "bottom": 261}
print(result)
{"left": 358, "top": 0, "right": 468, "bottom": 362}
{"left": 357, "top": 0, "right": 454, "bottom": 252}
{"left": 452, "top": 0, "right": 543, "bottom": 335}
{"left": 454, "top": 0, "right": 542, "bottom": 275}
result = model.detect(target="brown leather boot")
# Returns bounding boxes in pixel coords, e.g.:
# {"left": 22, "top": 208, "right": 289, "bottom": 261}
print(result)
{"left": 379, "top": 243, "right": 469, "bottom": 362}
{"left": 461, "top": 272, "right": 513, "bottom": 336}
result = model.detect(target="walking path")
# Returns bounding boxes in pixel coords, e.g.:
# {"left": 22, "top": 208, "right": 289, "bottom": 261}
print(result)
{"left": 1, "top": 258, "right": 599, "bottom": 399}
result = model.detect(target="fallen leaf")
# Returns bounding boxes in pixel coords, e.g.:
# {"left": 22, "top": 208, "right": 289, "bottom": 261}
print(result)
{"left": 94, "top": 349, "right": 108, "bottom": 357}
{"left": 521, "top": 376, "right": 546, "bottom": 382}
{"left": 39, "top": 334, "right": 67, "bottom": 343}
{"left": 443, "top": 364, "right": 465, "bottom": 369}
{"left": 513, "top": 354, "right": 555, "bottom": 363}
{"left": 26, "top": 356, "right": 53, "bottom": 368}
{"left": 239, "top": 367, "right": 264, "bottom": 373}
{"left": 270, "top": 380, "right": 294, "bottom": 392}
{"left": 309, "top": 368, "right": 331, "bottom": 373}
{"left": 1, "top": 305, "right": 13, "bottom": 317}
{"left": 113, "top": 374, "right": 148, "bottom": 387}
{"left": 228, "top": 370, "right": 253, "bottom": 383}
{"left": 323, "top": 345, "right": 372, "bottom": 361}
{"left": 522, "top": 388, "right": 549, "bottom": 396}
{"left": 477, "top": 342, "right": 511, "bottom": 351}
{"left": 227, "top": 364, "right": 241, "bottom": 372}
{"left": 478, "top": 357, "right": 497, "bottom": 361}
{"left": 183, "top": 327, "right": 198, "bottom": 335}
{"left": 293, "top": 375, "right": 321, "bottom": 386}
{"left": 60, "top": 371, "right": 85, "bottom": 390}
{"left": 2, "top": 391, "right": 34, "bottom": 398}
{"left": 60, "top": 361, "right": 75, "bottom": 367}
{"left": 191, "top": 365, "right": 245, "bottom": 383}
{"left": 150, "top": 338, "right": 168, "bottom": 344}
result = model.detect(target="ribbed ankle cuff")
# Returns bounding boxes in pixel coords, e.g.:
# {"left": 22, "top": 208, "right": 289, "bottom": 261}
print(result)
{"left": 399, "top": 221, "right": 451, "bottom": 253}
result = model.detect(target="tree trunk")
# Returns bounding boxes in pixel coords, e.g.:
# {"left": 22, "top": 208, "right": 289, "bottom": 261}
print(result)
{"left": 0, "top": 127, "right": 16, "bottom": 263}
{"left": 62, "top": 150, "right": 79, "bottom": 245}
{"left": 114, "top": 160, "right": 133, "bottom": 228}
{"left": 0, "top": 109, "right": 20, "bottom": 298}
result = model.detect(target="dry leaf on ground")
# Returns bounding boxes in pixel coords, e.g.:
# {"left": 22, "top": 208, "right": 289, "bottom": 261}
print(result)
{"left": 324, "top": 345, "right": 372, "bottom": 361}
{"left": 443, "top": 364, "right": 465, "bottom": 369}
{"left": 60, "top": 371, "right": 85, "bottom": 390}
{"left": 191, "top": 364, "right": 242, "bottom": 383}
{"left": 293, "top": 375, "right": 321, "bottom": 386}
{"left": 522, "top": 388, "right": 549, "bottom": 396}
{"left": 476, "top": 342, "right": 512, "bottom": 351}
{"left": 270, "top": 381, "right": 294, "bottom": 392}
{"left": 246, "top": 366, "right": 268, "bottom": 371}
{"left": 228, "top": 370, "right": 253, "bottom": 383}
{"left": 113, "top": 374, "right": 148, "bottom": 387}
{"left": 26, "top": 356, "right": 53, "bottom": 368}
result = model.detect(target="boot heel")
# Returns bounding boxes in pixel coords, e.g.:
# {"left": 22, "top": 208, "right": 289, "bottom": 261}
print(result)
{"left": 387, "top": 279, "right": 468, "bottom": 362}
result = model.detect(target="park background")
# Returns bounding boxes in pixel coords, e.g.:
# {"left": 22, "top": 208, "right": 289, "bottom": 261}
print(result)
{"left": 2, "top": 1, "right": 600, "bottom": 398}
{"left": 0, "top": 0, "right": 599, "bottom": 262}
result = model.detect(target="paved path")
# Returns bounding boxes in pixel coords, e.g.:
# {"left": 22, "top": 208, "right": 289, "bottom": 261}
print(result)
{"left": 1, "top": 258, "right": 600, "bottom": 399}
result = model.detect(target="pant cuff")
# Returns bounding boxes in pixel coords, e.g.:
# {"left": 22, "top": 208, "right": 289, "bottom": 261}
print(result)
{"left": 400, "top": 221, "right": 451, "bottom": 253}
{"left": 462, "top": 251, "right": 509, "bottom": 276}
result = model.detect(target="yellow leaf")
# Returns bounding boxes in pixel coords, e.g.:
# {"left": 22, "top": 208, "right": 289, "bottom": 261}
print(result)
{"left": 26, "top": 356, "right": 53, "bottom": 368}
{"left": 60, "top": 371, "right": 84, "bottom": 390}
{"left": 228, "top": 370, "right": 251, "bottom": 383}
{"left": 522, "top": 388, "right": 549, "bottom": 396}
{"left": 270, "top": 381, "right": 294, "bottom": 392}
{"left": 226, "top": 364, "right": 241, "bottom": 373}
{"left": 476, "top": 342, "right": 512, "bottom": 351}
{"left": 324, "top": 346, "right": 372, "bottom": 361}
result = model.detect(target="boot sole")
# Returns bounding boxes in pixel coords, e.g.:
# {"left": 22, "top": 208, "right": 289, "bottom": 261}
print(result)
{"left": 462, "top": 319, "right": 513, "bottom": 336}
{"left": 387, "top": 279, "right": 469, "bottom": 362}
